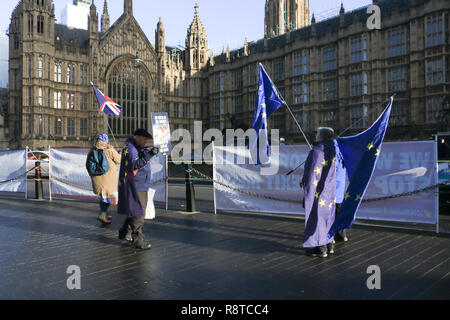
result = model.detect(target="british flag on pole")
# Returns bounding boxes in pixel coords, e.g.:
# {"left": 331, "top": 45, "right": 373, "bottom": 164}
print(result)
{"left": 91, "top": 82, "right": 122, "bottom": 117}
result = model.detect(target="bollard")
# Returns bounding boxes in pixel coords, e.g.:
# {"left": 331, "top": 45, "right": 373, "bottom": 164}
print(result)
{"left": 185, "top": 162, "right": 196, "bottom": 212}
{"left": 35, "top": 161, "right": 44, "bottom": 200}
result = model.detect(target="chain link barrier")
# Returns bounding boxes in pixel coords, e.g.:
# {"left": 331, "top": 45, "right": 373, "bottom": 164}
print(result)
{"left": 190, "top": 167, "right": 450, "bottom": 204}
{"left": 0, "top": 165, "right": 40, "bottom": 185}
{"left": 4, "top": 161, "right": 448, "bottom": 204}
{"left": 51, "top": 174, "right": 168, "bottom": 192}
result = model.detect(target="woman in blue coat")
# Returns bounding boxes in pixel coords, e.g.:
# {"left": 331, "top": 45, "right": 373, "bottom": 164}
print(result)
{"left": 117, "top": 129, "right": 159, "bottom": 250}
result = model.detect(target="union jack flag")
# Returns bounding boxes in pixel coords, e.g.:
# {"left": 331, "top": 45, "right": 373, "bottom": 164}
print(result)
{"left": 91, "top": 82, "right": 122, "bottom": 117}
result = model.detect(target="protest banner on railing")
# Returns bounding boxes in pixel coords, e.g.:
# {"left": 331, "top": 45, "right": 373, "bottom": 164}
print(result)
{"left": 50, "top": 148, "right": 167, "bottom": 205}
{"left": 213, "top": 141, "right": 438, "bottom": 225}
{"left": 0, "top": 149, "right": 27, "bottom": 194}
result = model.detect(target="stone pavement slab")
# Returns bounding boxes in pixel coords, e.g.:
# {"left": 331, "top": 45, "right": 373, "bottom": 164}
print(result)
{"left": 0, "top": 197, "right": 448, "bottom": 300}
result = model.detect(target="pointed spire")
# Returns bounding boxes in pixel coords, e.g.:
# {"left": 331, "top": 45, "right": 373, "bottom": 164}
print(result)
{"left": 90, "top": 0, "right": 97, "bottom": 14}
{"left": 155, "top": 17, "right": 166, "bottom": 56}
{"left": 124, "top": 0, "right": 133, "bottom": 15}
{"left": 209, "top": 50, "right": 215, "bottom": 67}
{"left": 89, "top": 0, "right": 98, "bottom": 39}
{"left": 156, "top": 16, "right": 164, "bottom": 33}
{"left": 101, "top": 0, "right": 110, "bottom": 33}
{"left": 243, "top": 38, "right": 248, "bottom": 57}
{"left": 226, "top": 44, "right": 230, "bottom": 62}
{"left": 186, "top": 3, "right": 208, "bottom": 70}
{"left": 311, "top": 13, "right": 316, "bottom": 37}
{"left": 194, "top": 2, "right": 199, "bottom": 16}
{"left": 340, "top": 2, "right": 345, "bottom": 27}
{"left": 187, "top": 2, "right": 206, "bottom": 36}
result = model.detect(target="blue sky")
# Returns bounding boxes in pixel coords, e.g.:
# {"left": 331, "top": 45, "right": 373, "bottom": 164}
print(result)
{"left": 0, "top": 0, "right": 372, "bottom": 54}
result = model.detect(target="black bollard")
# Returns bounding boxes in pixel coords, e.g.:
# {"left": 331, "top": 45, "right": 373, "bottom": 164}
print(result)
{"left": 185, "top": 162, "right": 196, "bottom": 212}
{"left": 35, "top": 161, "right": 44, "bottom": 200}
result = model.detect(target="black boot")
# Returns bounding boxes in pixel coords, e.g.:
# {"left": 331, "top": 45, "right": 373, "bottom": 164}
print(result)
{"left": 118, "top": 228, "right": 133, "bottom": 242}
{"left": 335, "top": 230, "right": 348, "bottom": 242}
{"left": 133, "top": 237, "right": 152, "bottom": 250}
{"left": 305, "top": 246, "right": 327, "bottom": 258}
{"left": 327, "top": 242, "right": 335, "bottom": 254}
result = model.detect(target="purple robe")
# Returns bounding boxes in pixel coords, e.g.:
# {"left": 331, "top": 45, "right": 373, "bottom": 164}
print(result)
{"left": 302, "top": 141, "right": 336, "bottom": 248}
{"left": 118, "top": 138, "right": 153, "bottom": 218}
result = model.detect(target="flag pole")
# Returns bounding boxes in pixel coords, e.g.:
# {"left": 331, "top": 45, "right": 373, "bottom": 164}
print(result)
{"left": 261, "top": 62, "right": 312, "bottom": 150}
{"left": 284, "top": 102, "right": 312, "bottom": 150}
{"left": 91, "top": 81, "right": 120, "bottom": 149}
{"left": 106, "top": 119, "right": 119, "bottom": 148}
{"left": 286, "top": 94, "right": 396, "bottom": 176}
{"left": 275, "top": 92, "right": 312, "bottom": 176}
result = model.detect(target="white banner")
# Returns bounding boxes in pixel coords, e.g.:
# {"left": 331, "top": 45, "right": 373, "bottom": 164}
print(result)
{"left": 0, "top": 149, "right": 27, "bottom": 193}
{"left": 213, "top": 141, "right": 438, "bottom": 224}
{"left": 50, "top": 148, "right": 167, "bottom": 204}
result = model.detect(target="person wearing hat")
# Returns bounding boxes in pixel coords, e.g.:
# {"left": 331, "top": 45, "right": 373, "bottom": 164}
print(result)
{"left": 86, "top": 134, "right": 122, "bottom": 224}
{"left": 117, "top": 129, "right": 159, "bottom": 250}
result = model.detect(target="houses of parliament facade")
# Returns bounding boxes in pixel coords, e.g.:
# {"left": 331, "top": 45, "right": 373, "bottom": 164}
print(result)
{"left": 3, "top": 0, "right": 449, "bottom": 150}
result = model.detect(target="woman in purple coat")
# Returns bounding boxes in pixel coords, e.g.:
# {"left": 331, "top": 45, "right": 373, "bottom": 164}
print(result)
{"left": 117, "top": 129, "right": 159, "bottom": 250}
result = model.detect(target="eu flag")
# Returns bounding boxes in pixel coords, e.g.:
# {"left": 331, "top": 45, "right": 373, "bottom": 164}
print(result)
{"left": 328, "top": 97, "right": 394, "bottom": 239}
{"left": 251, "top": 63, "right": 285, "bottom": 164}
{"left": 91, "top": 82, "right": 122, "bottom": 117}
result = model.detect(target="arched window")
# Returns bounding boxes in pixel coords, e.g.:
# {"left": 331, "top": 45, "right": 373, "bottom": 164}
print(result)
{"left": 54, "top": 118, "right": 62, "bottom": 135}
{"left": 28, "top": 14, "right": 33, "bottom": 34}
{"left": 107, "top": 59, "right": 150, "bottom": 136}
{"left": 37, "top": 15, "right": 44, "bottom": 34}
{"left": 54, "top": 62, "right": 62, "bottom": 82}
{"left": 67, "top": 64, "right": 75, "bottom": 84}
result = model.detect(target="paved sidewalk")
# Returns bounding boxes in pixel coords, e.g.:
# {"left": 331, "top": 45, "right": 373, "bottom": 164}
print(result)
{"left": 0, "top": 197, "right": 448, "bottom": 300}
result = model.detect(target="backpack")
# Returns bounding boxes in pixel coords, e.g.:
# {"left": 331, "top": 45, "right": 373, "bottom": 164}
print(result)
{"left": 87, "top": 148, "right": 109, "bottom": 176}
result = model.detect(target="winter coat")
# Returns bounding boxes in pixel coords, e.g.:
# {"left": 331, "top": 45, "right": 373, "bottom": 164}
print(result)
{"left": 134, "top": 147, "right": 154, "bottom": 192}
{"left": 117, "top": 138, "right": 155, "bottom": 217}
{"left": 86, "top": 140, "right": 122, "bottom": 197}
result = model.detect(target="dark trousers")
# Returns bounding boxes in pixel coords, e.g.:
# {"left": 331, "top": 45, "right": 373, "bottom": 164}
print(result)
{"left": 100, "top": 201, "right": 110, "bottom": 213}
{"left": 335, "top": 203, "right": 347, "bottom": 239}
{"left": 120, "top": 216, "right": 145, "bottom": 241}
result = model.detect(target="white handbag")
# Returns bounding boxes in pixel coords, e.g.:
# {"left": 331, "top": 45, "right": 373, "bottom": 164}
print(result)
{"left": 144, "top": 188, "right": 156, "bottom": 220}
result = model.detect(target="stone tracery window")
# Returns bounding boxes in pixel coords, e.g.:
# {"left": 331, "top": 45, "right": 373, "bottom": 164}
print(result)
{"left": 108, "top": 59, "right": 150, "bottom": 136}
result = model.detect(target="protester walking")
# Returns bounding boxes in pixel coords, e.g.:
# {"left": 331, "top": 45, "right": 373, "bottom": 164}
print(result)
{"left": 86, "top": 134, "right": 122, "bottom": 225}
{"left": 118, "top": 129, "right": 159, "bottom": 250}
{"left": 300, "top": 127, "right": 337, "bottom": 258}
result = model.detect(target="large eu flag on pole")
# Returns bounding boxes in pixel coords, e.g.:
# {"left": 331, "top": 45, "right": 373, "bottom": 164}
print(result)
{"left": 91, "top": 82, "right": 122, "bottom": 117}
{"left": 328, "top": 97, "right": 394, "bottom": 239}
{"left": 251, "top": 63, "right": 285, "bottom": 164}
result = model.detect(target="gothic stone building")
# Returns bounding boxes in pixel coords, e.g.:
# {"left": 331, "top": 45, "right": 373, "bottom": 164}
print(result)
{"left": 6, "top": 0, "right": 450, "bottom": 150}
{"left": 7, "top": 0, "right": 163, "bottom": 149}
{"left": 207, "top": 0, "right": 450, "bottom": 143}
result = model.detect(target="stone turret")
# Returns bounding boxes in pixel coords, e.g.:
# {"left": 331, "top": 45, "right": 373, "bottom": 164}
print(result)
{"left": 185, "top": 3, "right": 209, "bottom": 71}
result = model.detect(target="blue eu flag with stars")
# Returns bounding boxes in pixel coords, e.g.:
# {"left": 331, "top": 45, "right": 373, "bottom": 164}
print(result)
{"left": 328, "top": 97, "right": 393, "bottom": 239}
{"left": 251, "top": 63, "right": 285, "bottom": 164}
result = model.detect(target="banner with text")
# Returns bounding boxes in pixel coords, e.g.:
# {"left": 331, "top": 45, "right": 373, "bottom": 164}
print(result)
{"left": 50, "top": 148, "right": 167, "bottom": 204}
{"left": 0, "top": 149, "right": 27, "bottom": 193}
{"left": 213, "top": 141, "right": 437, "bottom": 224}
